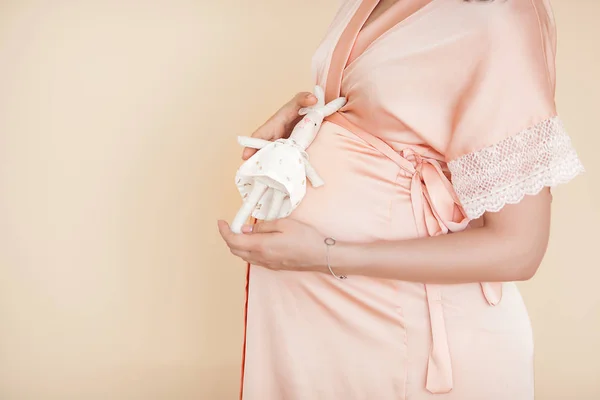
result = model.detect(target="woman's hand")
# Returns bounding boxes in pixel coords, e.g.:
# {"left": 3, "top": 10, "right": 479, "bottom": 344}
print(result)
{"left": 242, "top": 92, "right": 318, "bottom": 160}
{"left": 217, "top": 218, "right": 327, "bottom": 274}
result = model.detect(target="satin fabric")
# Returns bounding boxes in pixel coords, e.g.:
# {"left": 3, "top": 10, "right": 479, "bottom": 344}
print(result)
{"left": 239, "top": 1, "right": 563, "bottom": 398}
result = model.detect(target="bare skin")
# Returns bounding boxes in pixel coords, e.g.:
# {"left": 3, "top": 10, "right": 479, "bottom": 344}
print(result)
{"left": 241, "top": 92, "right": 318, "bottom": 160}
{"left": 218, "top": 188, "right": 551, "bottom": 284}
{"left": 362, "top": 0, "right": 399, "bottom": 30}
{"left": 219, "top": 91, "right": 553, "bottom": 284}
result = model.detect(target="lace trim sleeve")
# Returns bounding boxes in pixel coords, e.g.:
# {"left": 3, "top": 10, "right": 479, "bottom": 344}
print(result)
{"left": 447, "top": 116, "right": 585, "bottom": 220}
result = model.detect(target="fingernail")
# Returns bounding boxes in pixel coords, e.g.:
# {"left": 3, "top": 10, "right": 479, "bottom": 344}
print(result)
{"left": 241, "top": 225, "right": 253, "bottom": 233}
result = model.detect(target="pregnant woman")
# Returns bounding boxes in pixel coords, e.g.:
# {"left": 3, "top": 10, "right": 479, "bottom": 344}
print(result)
{"left": 218, "top": 0, "right": 585, "bottom": 399}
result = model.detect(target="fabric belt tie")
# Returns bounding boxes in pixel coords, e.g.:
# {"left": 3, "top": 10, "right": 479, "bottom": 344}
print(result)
{"left": 325, "top": 112, "right": 503, "bottom": 394}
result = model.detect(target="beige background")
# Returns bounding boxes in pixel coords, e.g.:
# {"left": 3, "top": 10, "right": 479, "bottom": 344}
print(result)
{"left": 0, "top": 1, "right": 597, "bottom": 399}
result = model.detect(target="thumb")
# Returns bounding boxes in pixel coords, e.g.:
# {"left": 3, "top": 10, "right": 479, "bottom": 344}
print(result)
{"left": 242, "top": 219, "right": 283, "bottom": 234}
{"left": 278, "top": 92, "right": 318, "bottom": 125}
{"left": 294, "top": 92, "right": 318, "bottom": 110}
{"left": 241, "top": 147, "right": 257, "bottom": 160}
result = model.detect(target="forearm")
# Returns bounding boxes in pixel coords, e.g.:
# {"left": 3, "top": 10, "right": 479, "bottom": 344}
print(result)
{"left": 329, "top": 222, "right": 549, "bottom": 284}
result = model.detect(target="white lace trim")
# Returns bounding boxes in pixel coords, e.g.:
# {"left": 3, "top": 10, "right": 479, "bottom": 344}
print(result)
{"left": 448, "top": 116, "right": 585, "bottom": 220}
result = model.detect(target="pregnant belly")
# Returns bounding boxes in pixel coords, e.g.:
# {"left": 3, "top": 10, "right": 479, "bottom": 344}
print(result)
{"left": 289, "top": 121, "right": 417, "bottom": 242}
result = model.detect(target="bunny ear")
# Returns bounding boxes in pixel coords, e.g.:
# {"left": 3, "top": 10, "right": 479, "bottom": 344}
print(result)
{"left": 321, "top": 97, "right": 347, "bottom": 116}
{"left": 313, "top": 85, "right": 325, "bottom": 107}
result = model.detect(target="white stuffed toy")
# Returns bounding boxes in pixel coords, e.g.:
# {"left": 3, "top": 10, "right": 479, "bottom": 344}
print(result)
{"left": 231, "top": 85, "right": 346, "bottom": 233}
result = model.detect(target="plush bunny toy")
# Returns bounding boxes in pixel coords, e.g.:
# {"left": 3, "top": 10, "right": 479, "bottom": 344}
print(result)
{"left": 231, "top": 85, "right": 346, "bottom": 233}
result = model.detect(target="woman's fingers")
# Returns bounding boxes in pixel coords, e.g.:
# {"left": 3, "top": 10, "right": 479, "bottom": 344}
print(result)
{"left": 230, "top": 247, "right": 251, "bottom": 261}
{"left": 283, "top": 92, "right": 318, "bottom": 122}
{"left": 241, "top": 92, "right": 317, "bottom": 160}
{"left": 243, "top": 219, "right": 285, "bottom": 234}
{"left": 241, "top": 143, "right": 260, "bottom": 160}
{"left": 217, "top": 220, "right": 255, "bottom": 252}
{"left": 219, "top": 220, "right": 272, "bottom": 266}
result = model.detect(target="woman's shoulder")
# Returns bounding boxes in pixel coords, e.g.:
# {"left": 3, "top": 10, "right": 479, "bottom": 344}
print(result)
{"left": 461, "top": 0, "right": 557, "bottom": 69}
{"left": 477, "top": 0, "right": 556, "bottom": 35}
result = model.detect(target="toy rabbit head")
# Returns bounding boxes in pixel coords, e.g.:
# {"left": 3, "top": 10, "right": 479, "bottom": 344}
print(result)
{"left": 289, "top": 85, "right": 347, "bottom": 149}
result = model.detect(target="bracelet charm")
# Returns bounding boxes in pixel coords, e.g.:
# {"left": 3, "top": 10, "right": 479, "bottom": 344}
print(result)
{"left": 324, "top": 237, "right": 347, "bottom": 280}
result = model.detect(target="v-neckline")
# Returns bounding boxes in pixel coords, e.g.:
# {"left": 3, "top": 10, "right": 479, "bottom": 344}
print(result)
{"left": 359, "top": 0, "right": 404, "bottom": 38}
{"left": 324, "top": 0, "right": 437, "bottom": 103}
{"left": 349, "top": 0, "right": 431, "bottom": 66}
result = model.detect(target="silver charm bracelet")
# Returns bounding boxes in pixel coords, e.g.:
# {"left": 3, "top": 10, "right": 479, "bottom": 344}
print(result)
{"left": 324, "top": 237, "right": 347, "bottom": 280}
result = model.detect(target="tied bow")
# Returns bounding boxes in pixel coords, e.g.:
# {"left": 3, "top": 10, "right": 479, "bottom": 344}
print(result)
{"left": 325, "top": 111, "right": 504, "bottom": 394}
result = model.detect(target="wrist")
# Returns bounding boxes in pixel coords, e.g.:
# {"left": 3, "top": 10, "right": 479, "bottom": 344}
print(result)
{"left": 318, "top": 238, "right": 366, "bottom": 279}
{"left": 330, "top": 239, "right": 399, "bottom": 279}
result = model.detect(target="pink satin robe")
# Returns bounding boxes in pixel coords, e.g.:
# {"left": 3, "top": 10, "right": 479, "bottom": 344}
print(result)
{"left": 239, "top": 1, "right": 584, "bottom": 399}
